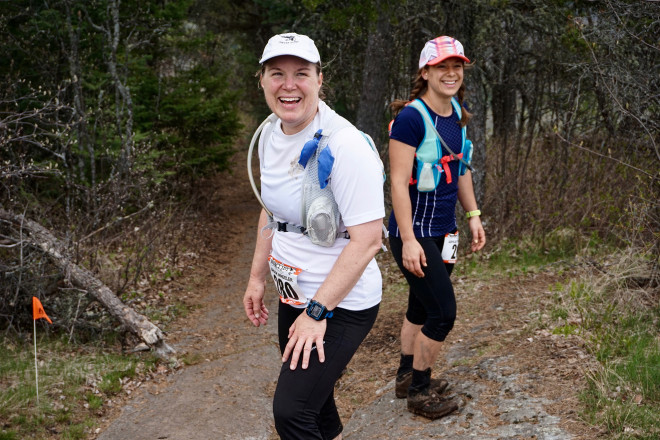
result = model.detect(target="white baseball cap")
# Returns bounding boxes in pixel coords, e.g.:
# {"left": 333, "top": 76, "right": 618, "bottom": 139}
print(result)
{"left": 259, "top": 33, "right": 321, "bottom": 64}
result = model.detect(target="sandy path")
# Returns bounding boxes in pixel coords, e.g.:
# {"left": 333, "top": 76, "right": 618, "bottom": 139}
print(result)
{"left": 97, "top": 149, "right": 281, "bottom": 439}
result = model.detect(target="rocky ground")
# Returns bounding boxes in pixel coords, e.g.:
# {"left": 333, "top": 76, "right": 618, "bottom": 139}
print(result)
{"left": 94, "top": 150, "right": 604, "bottom": 440}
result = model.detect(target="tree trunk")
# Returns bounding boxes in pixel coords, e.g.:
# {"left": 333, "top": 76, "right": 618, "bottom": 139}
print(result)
{"left": 355, "top": 4, "right": 392, "bottom": 150}
{"left": 0, "top": 208, "right": 174, "bottom": 359}
{"left": 109, "top": 0, "right": 134, "bottom": 175}
{"left": 467, "top": 78, "right": 487, "bottom": 206}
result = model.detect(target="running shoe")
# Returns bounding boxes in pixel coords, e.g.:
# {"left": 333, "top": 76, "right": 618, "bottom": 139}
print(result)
{"left": 407, "top": 387, "right": 459, "bottom": 420}
{"left": 395, "top": 371, "right": 449, "bottom": 399}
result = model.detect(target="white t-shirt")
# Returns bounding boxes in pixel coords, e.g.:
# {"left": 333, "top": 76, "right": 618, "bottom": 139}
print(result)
{"left": 259, "top": 101, "right": 385, "bottom": 311}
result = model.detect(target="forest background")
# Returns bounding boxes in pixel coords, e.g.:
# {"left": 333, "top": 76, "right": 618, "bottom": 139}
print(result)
{"left": 0, "top": 0, "right": 658, "bottom": 439}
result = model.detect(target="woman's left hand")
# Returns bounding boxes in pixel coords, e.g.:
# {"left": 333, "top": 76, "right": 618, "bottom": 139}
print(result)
{"left": 282, "top": 314, "right": 327, "bottom": 370}
{"left": 468, "top": 216, "right": 486, "bottom": 252}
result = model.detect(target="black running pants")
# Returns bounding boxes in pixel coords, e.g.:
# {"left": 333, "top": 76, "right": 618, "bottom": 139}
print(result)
{"left": 273, "top": 302, "right": 379, "bottom": 440}
{"left": 389, "top": 235, "right": 456, "bottom": 341}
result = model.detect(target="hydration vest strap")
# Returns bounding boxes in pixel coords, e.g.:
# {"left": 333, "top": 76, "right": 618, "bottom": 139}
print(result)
{"left": 261, "top": 215, "right": 307, "bottom": 237}
{"left": 435, "top": 152, "right": 463, "bottom": 184}
{"left": 250, "top": 111, "right": 382, "bottom": 248}
{"left": 277, "top": 222, "right": 306, "bottom": 234}
{"left": 409, "top": 99, "right": 473, "bottom": 173}
{"left": 273, "top": 221, "right": 349, "bottom": 239}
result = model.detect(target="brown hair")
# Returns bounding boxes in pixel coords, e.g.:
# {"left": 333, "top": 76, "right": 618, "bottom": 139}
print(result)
{"left": 256, "top": 61, "right": 326, "bottom": 100}
{"left": 389, "top": 65, "right": 472, "bottom": 127}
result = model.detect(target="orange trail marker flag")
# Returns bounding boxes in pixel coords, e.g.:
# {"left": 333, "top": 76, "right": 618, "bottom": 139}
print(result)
{"left": 32, "top": 297, "right": 52, "bottom": 324}
{"left": 32, "top": 296, "right": 52, "bottom": 406}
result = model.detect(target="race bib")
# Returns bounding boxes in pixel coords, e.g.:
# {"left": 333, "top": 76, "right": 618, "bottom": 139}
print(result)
{"left": 268, "top": 255, "right": 307, "bottom": 306}
{"left": 442, "top": 232, "right": 459, "bottom": 263}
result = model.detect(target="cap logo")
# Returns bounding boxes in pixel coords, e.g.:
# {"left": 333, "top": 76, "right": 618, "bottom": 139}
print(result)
{"left": 260, "top": 32, "right": 321, "bottom": 64}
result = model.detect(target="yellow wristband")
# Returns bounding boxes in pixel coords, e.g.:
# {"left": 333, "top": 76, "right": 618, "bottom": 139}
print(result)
{"left": 466, "top": 209, "right": 481, "bottom": 219}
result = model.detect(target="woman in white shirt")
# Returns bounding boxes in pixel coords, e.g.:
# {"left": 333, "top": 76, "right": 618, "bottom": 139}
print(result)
{"left": 242, "top": 33, "right": 385, "bottom": 440}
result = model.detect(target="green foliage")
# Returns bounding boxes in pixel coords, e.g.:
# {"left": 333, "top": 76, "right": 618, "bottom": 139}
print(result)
{"left": 545, "top": 252, "right": 660, "bottom": 438}
{"left": 552, "top": 323, "right": 578, "bottom": 336}
{"left": 85, "top": 392, "right": 103, "bottom": 410}
{"left": 458, "top": 228, "right": 591, "bottom": 278}
{"left": 252, "top": 0, "right": 305, "bottom": 28}
{"left": 152, "top": 64, "right": 241, "bottom": 175}
{"left": 62, "top": 423, "right": 88, "bottom": 440}
{"left": 0, "top": 335, "right": 158, "bottom": 439}
{"left": 1, "top": 0, "right": 245, "bottom": 326}
{"left": 98, "top": 364, "right": 136, "bottom": 394}
{"left": 471, "top": 239, "right": 659, "bottom": 437}
{"left": 581, "top": 378, "right": 660, "bottom": 440}
{"left": 1, "top": 0, "right": 241, "bottom": 205}
{"left": 550, "top": 306, "right": 568, "bottom": 320}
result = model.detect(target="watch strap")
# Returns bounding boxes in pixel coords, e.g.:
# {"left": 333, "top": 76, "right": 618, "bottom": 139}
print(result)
{"left": 466, "top": 209, "right": 481, "bottom": 219}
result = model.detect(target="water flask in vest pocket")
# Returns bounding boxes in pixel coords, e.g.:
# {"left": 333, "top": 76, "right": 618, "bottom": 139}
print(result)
{"left": 306, "top": 195, "right": 339, "bottom": 247}
{"left": 417, "top": 162, "right": 438, "bottom": 192}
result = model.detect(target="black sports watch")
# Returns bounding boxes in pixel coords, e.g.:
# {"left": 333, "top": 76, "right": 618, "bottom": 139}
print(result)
{"left": 306, "top": 300, "right": 334, "bottom": 321}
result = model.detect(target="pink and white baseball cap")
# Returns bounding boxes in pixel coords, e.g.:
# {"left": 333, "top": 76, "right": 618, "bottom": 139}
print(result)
{"left": 259, "top": 33, "right": 321, "bottom": 64}
{"left": 418, "top": 36, "right": 470, "bottom": 69}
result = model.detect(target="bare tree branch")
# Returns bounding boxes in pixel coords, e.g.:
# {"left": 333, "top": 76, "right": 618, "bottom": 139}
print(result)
{"left": 554, "top": 132, "right": 655, "bottom": 179}
{"left": 0, "top": 207, "right": 175, "bottom": 359}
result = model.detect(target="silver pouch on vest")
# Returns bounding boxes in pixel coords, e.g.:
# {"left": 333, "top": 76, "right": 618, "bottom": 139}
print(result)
{"left": 305, "top": 195, "right": 339, "bottom": 247}
{"left": 300, "top": 137, "right": 341, "bottom": 247}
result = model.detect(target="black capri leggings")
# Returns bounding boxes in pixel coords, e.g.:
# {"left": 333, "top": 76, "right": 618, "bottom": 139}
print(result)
{"left": 389, "top": 235, "right": 456, "bottom": 341}
{"left": 273, "top": 301, "right": 379, "bottom": 440}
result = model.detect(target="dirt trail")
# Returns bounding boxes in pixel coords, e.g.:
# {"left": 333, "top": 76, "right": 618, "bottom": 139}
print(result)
{"left": 97, "top": 149, "right": 281, "bottom": 439}
{"left": 96, "top": 150, "right": 601, "bottom": 439}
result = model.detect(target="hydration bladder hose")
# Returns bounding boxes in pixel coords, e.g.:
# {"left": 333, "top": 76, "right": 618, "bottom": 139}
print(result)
{"left": 247, "top": 113, "right": 278, "bottom": 218}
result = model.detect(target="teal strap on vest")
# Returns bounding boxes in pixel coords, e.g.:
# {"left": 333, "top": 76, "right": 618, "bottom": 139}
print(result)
{"left": 408, "top": 98, "right": 473, "bottom": 176}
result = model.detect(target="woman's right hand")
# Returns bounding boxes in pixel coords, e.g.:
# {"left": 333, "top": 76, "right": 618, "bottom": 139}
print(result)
{"left": 402, "top": 239, "right": 427, "bottom": 278}
{"left": 243, "top": 277, "right": 270, "bottom": 327}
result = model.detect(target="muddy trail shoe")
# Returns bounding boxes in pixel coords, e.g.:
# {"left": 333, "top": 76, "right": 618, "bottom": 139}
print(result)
{"left": 395, "top": 372, "right": 449, "bottom": 399}
{"left": 407, "top": 388, "right": 459, "bottom": 420}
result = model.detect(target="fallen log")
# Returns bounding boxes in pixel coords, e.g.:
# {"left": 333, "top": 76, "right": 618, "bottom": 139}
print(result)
{"left": 0, "top": 208, "right": 175, "bottom": 359}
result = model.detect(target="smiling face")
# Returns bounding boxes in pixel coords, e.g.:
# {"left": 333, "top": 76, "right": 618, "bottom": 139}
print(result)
{"left": 260, "top": 55, "right": 323, "bottom": 135}
{"left": 422, "top": 57, "right": 464, "bottom": 101}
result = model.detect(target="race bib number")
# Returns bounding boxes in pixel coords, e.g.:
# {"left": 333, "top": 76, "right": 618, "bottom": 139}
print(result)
{"left": 268, "top": 255, "right": 307, "bottom": 306}
{"left": 442, "top": 232, "right": 459, "bottom": 263}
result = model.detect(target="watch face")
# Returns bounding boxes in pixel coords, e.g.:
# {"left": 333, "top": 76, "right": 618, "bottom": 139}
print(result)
{"left": 309, "top": 303, "right": 323, "bottom": 318}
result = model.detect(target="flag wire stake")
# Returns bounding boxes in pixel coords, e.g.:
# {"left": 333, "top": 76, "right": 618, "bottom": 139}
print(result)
{"left": 34, "top": 319, "right": 40, "bottom": 406}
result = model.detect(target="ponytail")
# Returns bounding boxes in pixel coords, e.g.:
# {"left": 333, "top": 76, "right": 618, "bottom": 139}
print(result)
{"left": 389, "top": 70, "right": 427, "bottom": 116}
{"left": 456, "top": 83, "right": 472, "bottom": 127}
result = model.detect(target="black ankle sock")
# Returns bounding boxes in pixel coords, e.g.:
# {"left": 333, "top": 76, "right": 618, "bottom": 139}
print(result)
{"left": 409, "top": 368, "right": 431, "bottom": 392}
{"left": 396, "top": 354, "right": 414, "bottom": 377}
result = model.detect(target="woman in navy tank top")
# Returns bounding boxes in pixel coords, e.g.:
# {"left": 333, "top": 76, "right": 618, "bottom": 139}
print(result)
{"left": 388, "top": 36, "right": 486, "bottom": 420}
